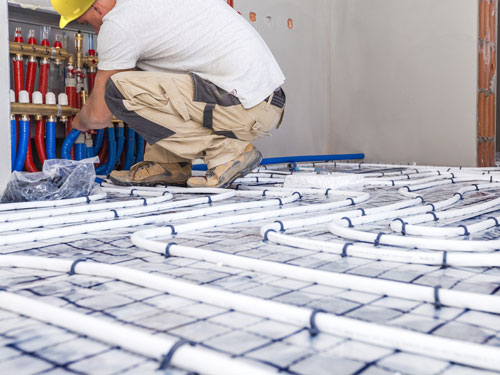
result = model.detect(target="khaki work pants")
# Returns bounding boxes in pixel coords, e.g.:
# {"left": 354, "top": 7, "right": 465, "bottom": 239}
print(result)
{"left": 105, "top": 71, "right": 285, "bottom": 169}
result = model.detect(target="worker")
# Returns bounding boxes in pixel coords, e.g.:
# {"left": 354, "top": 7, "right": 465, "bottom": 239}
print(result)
{"left": 50, "top": 0, "right": 286, "bottom": 188}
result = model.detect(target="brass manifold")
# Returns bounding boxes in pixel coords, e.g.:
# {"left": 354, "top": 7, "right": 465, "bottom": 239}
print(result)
{"left": 9, "top": 41, "right": 98, "bottom": 68}
{"left": 10, "top": 103, "right": 80, "bottom": 117}
{"left": 11, "top": 103, "right": 123, "bottom": 124}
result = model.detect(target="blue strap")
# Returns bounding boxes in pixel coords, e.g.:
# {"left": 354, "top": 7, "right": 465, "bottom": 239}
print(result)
{"left": 429, "top": 212, "right": 439, "bottom": 221}
{"left": 158, "top": 339, "right": 195, "bottom": 370}
{"left": 342, "top": 217, "right": 354, "bottom": 228}
{"left": 441, "top": 251, "right": 448, "bottom": 269}
{"left": 374, "top": 232, "right": 384, "bottom": 247}
{"left": 274, "top": 221, "right": 285, "bottom": 232}
{"left": 293, "top": 192, "right": 303, "bottom": 199}
{"left": 434, "top": 286, "right": 442, "bottom": 309}
{"left": 325, "top": 188, "right": 332, "bottom": 197}
{"left": 308, "top": 309, "right": 325, "bottom": 337}
{"left": 68, "top": 258, "right": 87, "bottom": 276}
{"left": 357, "top": 208, "right": 366, "bottom": 216}
{"left": 165, "top": 243, "right": 177, "bottom": 258}
{"left": 111, "top": 210, "right": 119, "bottom": 219}
{"left": 488, "top": 217, "right": 500, "bottom": 227}
{"left": 166, "top": 225, "right": 177, "bottom": 235}
{"left": 393, "top": 218, "right": 407, "bottom": 236}
{"left": 458, "top": 225, "right": 470, "bottom": 236}
{"left": 347, "top": 198, "right": 355, "bottom": 206}
{"left": 341, "top": 243, "right": 353, "bottom": 258}
{"left": 264, "top": 229, "right": 276, "bottom": 241}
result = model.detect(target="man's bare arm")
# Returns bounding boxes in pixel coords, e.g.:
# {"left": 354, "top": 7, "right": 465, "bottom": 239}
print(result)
{"left": 72, "top": 68, "right": 134, "bottom": 131}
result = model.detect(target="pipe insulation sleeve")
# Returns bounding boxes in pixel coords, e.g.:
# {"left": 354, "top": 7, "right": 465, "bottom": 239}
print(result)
{"left": 13, "top": 118, "right": 30, "bottom": 171}
{"left": 45, "top": 120, "right": 56, "bottom": 160}
{"left": 10, "top": 118, "right": 16, "bottom": 171}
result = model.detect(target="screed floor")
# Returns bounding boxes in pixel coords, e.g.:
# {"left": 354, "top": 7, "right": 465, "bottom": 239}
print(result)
{"left": 0, "top": 160, "right": 499, "bottom": 375}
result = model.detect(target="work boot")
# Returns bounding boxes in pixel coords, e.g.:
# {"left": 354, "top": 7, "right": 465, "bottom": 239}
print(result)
{"left": 187, "top": 144, "right": 262, "bottom": 188}
{"left": 109, "top": 161, "right": 191, "bottom": 186}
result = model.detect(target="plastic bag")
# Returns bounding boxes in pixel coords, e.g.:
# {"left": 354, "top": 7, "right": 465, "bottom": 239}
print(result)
{"left": 1, "top": 157, "right": 99, "bottom": 203}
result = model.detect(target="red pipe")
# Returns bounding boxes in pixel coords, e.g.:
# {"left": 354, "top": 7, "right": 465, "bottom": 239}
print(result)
{"left": 39, "top": 62, "right": 50, "bottom": 97}
{"left": 13, "top": 59, "right": 24, "bottom": 101}
{"left": 66, "top": 84, "right": 77, "bottom": 159}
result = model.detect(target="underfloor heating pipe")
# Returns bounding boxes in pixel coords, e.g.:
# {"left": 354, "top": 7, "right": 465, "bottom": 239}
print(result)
{"left": 135, "top": 134, "right": 145, "bottom": 163}
{"left": 1, "top": 255, "right": 500, "bottom": 372}
{"left": 131, "top": 226, "right": 500, "bottom": 315}
{"left": 0, "top": 191, "right": 301, "bottom": 234}
{"left": 0, "top": 193, "right": 106, "bottom": 212}
{"left": 61, "top": 130, "right": 81, "bottom": 160}
{"left": 0, "top": 291, "right": 273, "bottom": 375}
{"left": 0, "top": 192, "right": 235, "bottom": 245}
{"left": 0, "top": 187, "right": 369, "bottom": 245}
{"left": 123, "top": 127, "right": 136, "bottom": 170}
{"left": 14, "top": 104, "right": 30, "bottom": 172}
{"left": 265, "top": 229, "right": 500, "bottom": 267}
{"left": 0, "top": 195, "right": 173, "bottom": 223}
{"left": 318, "top": 161, "right": 500, "bottom": 174}
{"left": 329, "top": 223, "right": 500, "bottom": 252}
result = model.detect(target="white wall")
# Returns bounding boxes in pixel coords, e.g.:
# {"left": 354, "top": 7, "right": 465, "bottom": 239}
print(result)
{"left": 1, "top": 1, "right": 12, "bottom": 192}
{"left": 330, "top": 0, "right": 478, "bottom": 166}
{"left": 236, "top": 0, "right": 479, "bottom": 166}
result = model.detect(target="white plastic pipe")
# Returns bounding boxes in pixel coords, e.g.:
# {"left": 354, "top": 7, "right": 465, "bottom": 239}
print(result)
{"left": 2, "top": 255, "right": 500, "bottom": 372}
{"left": 131, "top": 229, "right": 500, "bottom": 314}
{"left": 0, "top": 193, "right": 106, "bottom": 212}
{"left": 0, "top": 291, "right": 273, "bottom": 375}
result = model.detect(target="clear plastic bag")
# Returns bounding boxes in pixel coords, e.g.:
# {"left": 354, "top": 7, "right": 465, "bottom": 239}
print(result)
{"left": 1, "top": 157, "right": 99, "bottom": 203}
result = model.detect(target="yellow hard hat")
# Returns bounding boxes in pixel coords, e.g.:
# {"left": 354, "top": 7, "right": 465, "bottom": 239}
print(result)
{"left": 50, "top": 0, "right": 96, "bottom": 29}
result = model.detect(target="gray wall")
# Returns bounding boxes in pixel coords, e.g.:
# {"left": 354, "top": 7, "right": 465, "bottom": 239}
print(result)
{"left": 237, "top": 0, "right": 479, "bottom": 166}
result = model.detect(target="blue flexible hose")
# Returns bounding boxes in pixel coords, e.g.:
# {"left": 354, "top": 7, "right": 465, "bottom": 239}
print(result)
{"left": 45, "top": 121, "right": 57, "bottom": 160}
{"left": 86, "top": 146, "right": 94, "bottom": 159}
{"left": 10, "top": 118, "right": 17, "bottom": 171}
{"left": 95, "top": 126, "right": 117, "bottom": 175}
{"left": 62, "top": 129, "right": 81, "bottom": 160}
{"left": 115, "top": 126, "right": 125, "bottom": 167}
{"left": 13, "top": 118, "right": 29, "bottom": 172}
{"left": 93, "top": 129, "right": 104, "bottom": 156}
{"left": 135, "top": 134, "right": 145, "bottom": 163}
{"left": 74, "top": 143, "right": 86, "bottom": 161}
{"left": 123, "top": 127, "right": 136, "bottom": 170}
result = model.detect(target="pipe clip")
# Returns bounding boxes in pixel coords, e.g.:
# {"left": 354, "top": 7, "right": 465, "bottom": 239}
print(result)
{"left": 158, "top": 338, "right": 196, "bottom": 370}
{"left": 68, "top": 258, "right": 87, "bottom": 276}
{"left": 308, "top": 309, "right": 325, "bottom": 337}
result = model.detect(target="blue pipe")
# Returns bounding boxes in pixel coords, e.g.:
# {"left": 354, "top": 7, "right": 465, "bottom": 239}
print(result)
{"left": 86, "top": 145, "right": 94, "bottom": 159}
{"left": 10, "top": 118, "right": 17, "bottom": 171}
{"left": 191, "top": 153, "right": 366, "bottom": 171}
{"left": 74, "top": 143, "right": 86, "bottom": 161}
{"left": 123, "top": 127, "right": 136, "bottom": 170}
{"left": 45, "top": 120, "right": 57, "bottom": 160}
{"left": 115, "top": 126, "right": 125, "bottom": 167}
{"left": 95, "top": 126, "right": 117, "bottom": 176}
{"left": 13, "top": 118, "right": 30, "bottom": 172}
{"left": 135, "top": 134, "right": 145, "bottom": 163}
{"left": 93, "top": 129, "right": 104, "bottom": 156}
{"left": 62, "top": 129, "right": 81, "bottom": 160}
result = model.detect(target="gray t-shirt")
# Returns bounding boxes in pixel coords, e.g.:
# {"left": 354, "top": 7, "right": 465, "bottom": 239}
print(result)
{"left": 97, "top": 0, "right": 285, "bottom": 108}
